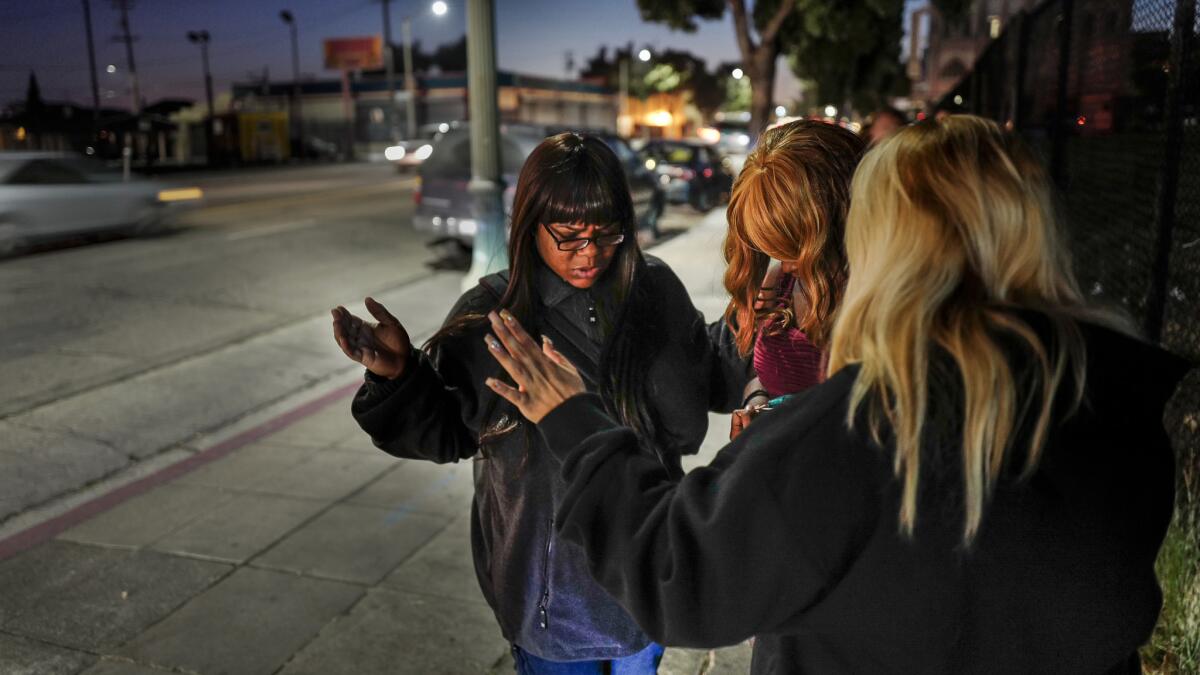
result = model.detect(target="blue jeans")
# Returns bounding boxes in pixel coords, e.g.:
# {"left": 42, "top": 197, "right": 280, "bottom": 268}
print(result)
{"left": 511, "top": 642, "right": 665, "bottom": 674}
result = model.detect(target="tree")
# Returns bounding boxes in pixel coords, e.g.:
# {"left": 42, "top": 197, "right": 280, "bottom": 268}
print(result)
{"left": 786, "top": 0, "right": 908, "bottom": 115}
{"left": 637, "top": 0, "right": 797, "bottom": 139}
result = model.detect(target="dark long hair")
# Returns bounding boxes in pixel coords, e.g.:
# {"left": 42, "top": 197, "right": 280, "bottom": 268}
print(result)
{"left": 427, "top": 132, "right": 661, "bottom": 452}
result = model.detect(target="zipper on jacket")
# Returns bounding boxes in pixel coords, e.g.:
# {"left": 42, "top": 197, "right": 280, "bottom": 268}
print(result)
{"left": 536, "top": 519, "right": 553, "bottom": 629}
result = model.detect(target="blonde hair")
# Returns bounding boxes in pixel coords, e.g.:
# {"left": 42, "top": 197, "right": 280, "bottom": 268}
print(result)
{"left": 828, "top": 115, "right": 1121, "bottom": 542}
{"left": 724, "top": 120, "right": 865, "bottom": 354}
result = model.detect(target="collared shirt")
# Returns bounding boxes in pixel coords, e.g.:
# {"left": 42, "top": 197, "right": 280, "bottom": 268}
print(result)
{"left": 535, "top": 262, "right": 618, "bottom": 346}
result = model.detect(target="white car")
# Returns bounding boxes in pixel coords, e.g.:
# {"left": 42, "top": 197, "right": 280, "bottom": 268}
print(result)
{"left": 0, "top": 152, "right": 202, "bottom": 255}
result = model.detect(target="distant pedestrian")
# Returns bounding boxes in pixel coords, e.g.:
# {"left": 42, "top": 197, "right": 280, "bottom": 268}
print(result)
{"left": 862, "top": 105, "right": 908, "bottom": 146}
{"left": 482, "top": 115, "right": 1190, "bottom": 674}
{"left": 722, "top": 119, "right": 866, "bottom": 439}
{"left": 331, "top": 132, "right": 749, "bottom": 674}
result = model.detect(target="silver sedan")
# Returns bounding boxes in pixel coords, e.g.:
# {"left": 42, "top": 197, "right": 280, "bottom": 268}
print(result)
{"left": 0, "top": 152, "right": 203, "bottom": 255}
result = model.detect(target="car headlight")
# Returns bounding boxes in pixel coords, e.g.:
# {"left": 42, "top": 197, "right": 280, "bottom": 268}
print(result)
{"left": 384, "top": 145, "right": 406, "bottom": 161}
{"left": 157, "top": 187, "right": 203, "bottom": 202}
{"left": 414, "top": 144, "right": 434, "bottom": 161}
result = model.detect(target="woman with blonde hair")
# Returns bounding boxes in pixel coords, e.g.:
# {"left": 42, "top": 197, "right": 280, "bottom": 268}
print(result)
{"left": 723, "top": 120, "right": 864, "bottom": 437}
{"left": 480, "top": 115, "right": 1190, "bottom": 673}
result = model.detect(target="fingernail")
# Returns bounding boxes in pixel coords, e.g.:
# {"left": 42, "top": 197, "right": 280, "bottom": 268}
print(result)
{"left": 500, "top": 309, "right": 514, "bottom": 323}
{"left": 542, "top": 335, "right": 553, "bottom": 346}
{"left": 485, "top": 378, "right": 499, "bottom": 388}
{"left": 485, "top": 336, "right": 500, "bottom": 350}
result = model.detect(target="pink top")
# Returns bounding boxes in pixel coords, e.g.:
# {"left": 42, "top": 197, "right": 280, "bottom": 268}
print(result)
{"left": 752, "top": 273, "right": 826, "bottom": 398}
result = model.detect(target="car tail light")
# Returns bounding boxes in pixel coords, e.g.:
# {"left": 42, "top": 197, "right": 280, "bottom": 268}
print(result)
{"left": 702, "top": 167, "right": 713, "bottom": 178}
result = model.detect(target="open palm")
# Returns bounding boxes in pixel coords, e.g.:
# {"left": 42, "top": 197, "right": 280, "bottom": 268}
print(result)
{"left": 331, "top": 297, "right": 411, "bottom": 380}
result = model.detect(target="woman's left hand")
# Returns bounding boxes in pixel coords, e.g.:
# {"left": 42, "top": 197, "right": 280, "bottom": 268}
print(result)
{"left": 483, "top": 309, "right": 586, "bottom": 423}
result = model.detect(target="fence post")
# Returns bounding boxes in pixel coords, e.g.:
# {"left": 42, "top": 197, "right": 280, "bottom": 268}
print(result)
{"left": 1010, "top": 11, "right": 1028, "bottom": 129}
{"left": 1144, "top": 0, "right": 1196, "bottom": 342}
{"left": 1049, "top": 0, "right": 1075, "bottom": 188}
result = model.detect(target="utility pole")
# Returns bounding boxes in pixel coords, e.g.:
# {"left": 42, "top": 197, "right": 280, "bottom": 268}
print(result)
{"left": 112, "top": 0, "right": 141, "bottom": 114}
{"left": 401, "top": 17, "right": 417, "bottom": 139}
{"left": 463, "top": 0, "right": 506, "bottom": 289}
{"left": 82, "top": 0, "right": 101, "bottom": 135}
{"left": 280, "top": 10, "right": 303, "bottom": 157}
{"left": 380, "top": 0, "right": 400, "bottom": 141}
{"left": 187, "top": 30, "right": 215, "bottom": 165}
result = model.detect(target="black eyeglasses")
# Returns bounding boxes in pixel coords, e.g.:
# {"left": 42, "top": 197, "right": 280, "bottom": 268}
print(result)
{"left": 542, "top": 224, "right": 626, "bottom": 252}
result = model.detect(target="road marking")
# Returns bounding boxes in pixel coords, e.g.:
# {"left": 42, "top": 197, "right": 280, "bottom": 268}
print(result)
{"left": 0, "top": 380, "right": 361, "bottom": 561}
{"left": 225, "top": 219, "right": 317, "bottom": 241}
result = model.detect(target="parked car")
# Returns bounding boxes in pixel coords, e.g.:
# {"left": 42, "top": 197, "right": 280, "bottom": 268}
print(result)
{"left": 385, "top": 122, "right": 454, "bottom": 172}
{"left": 0, "top": 152, "right": 203, "bottom": 256}
{"left": 639, "top": 140, "right": 734, "bottom": 212}
{"left": 413, "top": 125, "right": 665, "bottom": 245}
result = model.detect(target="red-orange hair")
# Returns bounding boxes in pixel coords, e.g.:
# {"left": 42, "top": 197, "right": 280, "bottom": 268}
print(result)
{"left": 723, "top": 120, "right": 865, "bottom": 355}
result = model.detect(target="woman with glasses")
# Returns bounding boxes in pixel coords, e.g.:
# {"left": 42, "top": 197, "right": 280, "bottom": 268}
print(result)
{"left": 331, "top": 132, "right": 750, "bottom": 674}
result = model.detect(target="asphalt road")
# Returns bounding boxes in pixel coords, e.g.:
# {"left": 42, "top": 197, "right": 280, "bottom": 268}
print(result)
{"left": 0, "top": 163, "right": 428, "bottom": 418}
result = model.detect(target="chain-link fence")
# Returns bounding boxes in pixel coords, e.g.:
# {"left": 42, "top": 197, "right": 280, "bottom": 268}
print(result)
{"left": 941, "top": 0, "right": 1199, "bottom": 668}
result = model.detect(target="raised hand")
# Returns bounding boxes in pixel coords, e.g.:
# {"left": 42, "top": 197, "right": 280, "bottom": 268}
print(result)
{"left": 483, "top": 309, "right": 585, "bottom": 423}
{"left": 331, "top": 297, "right": 412, "bottom": 380}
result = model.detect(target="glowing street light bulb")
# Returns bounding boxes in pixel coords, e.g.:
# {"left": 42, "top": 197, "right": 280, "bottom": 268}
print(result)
{"left": 638, "top": 49, "right": 651, "bottom": 62}
{"left": 731, "top": 67, "right": 744, "bottom": 80}
{"left": 431, "top": 1, "right": 448, "bottom": 16}
{"left": 824, "top": 105, "right": 838, "bottom": 117}
{"left": 106, "top": 64, "right": 117, "bottom": 74}
{"left": 775, "top": 105, "right": 786, "bottom": 117}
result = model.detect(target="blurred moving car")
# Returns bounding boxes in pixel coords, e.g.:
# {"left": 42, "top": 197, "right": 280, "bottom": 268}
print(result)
{"left": 639, "top": 140, "right": 734, "bottom": 212}
{"left": 0, "top": 152, "right": 203, "bottom": 256}
{"left": 414, "top": 125, "right": 665, "bottom": 245}
{"left": 384, "top": 122, "right": 453, "bottom": 172}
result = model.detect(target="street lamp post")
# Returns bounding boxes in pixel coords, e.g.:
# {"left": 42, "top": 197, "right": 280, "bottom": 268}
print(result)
{"left": 400, "top": 2, "right": 449, "bottom": 141}
{"left": 280, "top": 10, "right": 303, "bottom": 157}
{"left": 380, "top": 0, "right": 399, "bottom": 141}
{"left": 187, "top": 30, "right": 215, "bottom": 164}
{"left": 463, "top": 0, "right": 506, "bottom": 289}
{"left": 618, "top": 46, "right": 652, "bottom": 138}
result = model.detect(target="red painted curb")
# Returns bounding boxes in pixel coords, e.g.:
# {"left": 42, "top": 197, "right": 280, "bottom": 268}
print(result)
{"left": 0, "top": 380, "right": 362, "bottom": 561}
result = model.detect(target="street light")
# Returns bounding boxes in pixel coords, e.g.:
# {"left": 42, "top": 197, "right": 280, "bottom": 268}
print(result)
{"left": 400, "top": 1, "right": 448, "bottom": 139}
{"left": 731, "top": 67, "right": 744, "bottom": 80}
{"left": 824, "top": 104, "right": 838, "bottom": 117}
{"left": 106, "top": 64, "right": 117, "bottom": 74}
{"left": 280, "top": 10, "right": 303, "bottom": 157}
{"left": 775, "top": 105, "right": 787, "bottom": 117}
{"left": 187, "top": 30, "right": 215, "bottom": 164}
{"left": 617, "top": 46, "right": 652, "bottom": 137}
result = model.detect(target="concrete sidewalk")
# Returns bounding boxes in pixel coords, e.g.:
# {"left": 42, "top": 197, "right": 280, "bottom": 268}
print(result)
{"left": 0, "top": 209, "right": 752, "bottom": 675}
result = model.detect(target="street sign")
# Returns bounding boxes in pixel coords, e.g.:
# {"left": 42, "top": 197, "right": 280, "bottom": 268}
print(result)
{"left": 323, "top": 36, "right": 384, "bottom": 71}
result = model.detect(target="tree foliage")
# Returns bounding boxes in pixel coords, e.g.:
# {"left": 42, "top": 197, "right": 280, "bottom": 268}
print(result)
{"left": 636, "top": 0, "right": 911, "bottom": 116}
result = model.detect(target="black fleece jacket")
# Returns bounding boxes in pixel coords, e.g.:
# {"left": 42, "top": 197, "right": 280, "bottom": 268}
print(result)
{"left": 351, "top": 256, "right": 751, "bottom": 661}
{"left": 538, "top": 316, "right": 1190, "bottom": 674}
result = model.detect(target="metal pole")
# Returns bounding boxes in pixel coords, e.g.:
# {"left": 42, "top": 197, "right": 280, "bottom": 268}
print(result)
{"left": 619, "top": 55, "right": 629, "bottom": 137}
{"left": 116, "top": 0, "right": 141, "bottom": 114}
{"left": 290, "top": 21, "right": 302, "bottom": 157}
{"left": 381, "top": 0, "right": 399, "bottom": 141}
{"left": 1144, "top": 0, "right": 1195, "bottom": 342}
{"left": 82, "top": 0, "right": 101, "bottom": 134}
{"left": 463, "top": 0, "right": 506, "bottom": 290}
{"left": 202, "top": 39, "right": 214, "bottom": 165}
{"left": 402, "top": 17, "right": 417, "bottom": 139}
{"left": 1048, "top": 0, "right": 1073, "bottom": 188}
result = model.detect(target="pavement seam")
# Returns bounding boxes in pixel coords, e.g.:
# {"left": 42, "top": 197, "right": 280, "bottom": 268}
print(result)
{"left": 0, "top": 380, "right": 361, "bottom": 558}
{"left": 0, "top": 266, "right": 435, "bottom": 420}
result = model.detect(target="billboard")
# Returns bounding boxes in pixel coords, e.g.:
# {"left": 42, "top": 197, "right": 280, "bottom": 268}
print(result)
{"left": 323, "top": 36, "right": 384, "bottom": 70}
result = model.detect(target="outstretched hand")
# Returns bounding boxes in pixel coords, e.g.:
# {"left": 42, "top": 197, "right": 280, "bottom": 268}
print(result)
{"left": 483, "top": 310, "right": 586, "bottom": 423}
{"left": 331, "top": 297, "right": 412, "bottom": 380}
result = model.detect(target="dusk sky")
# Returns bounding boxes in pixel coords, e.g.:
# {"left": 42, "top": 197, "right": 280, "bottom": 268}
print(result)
{"left": 1, "top": 0, "right": 925, "bottom": 110}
